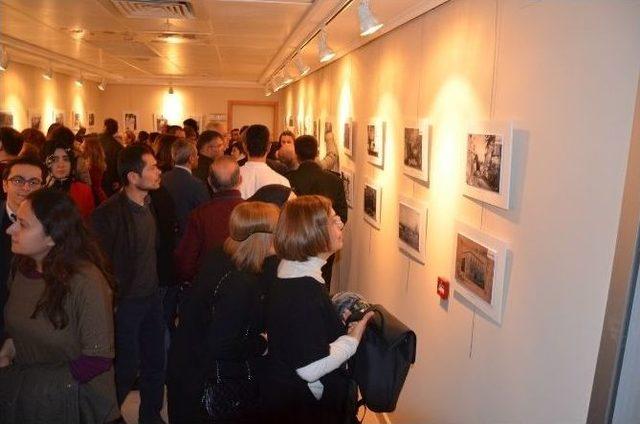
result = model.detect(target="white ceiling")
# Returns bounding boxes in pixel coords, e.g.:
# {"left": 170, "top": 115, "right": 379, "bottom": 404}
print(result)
{"left": 0, "top": 0, "right": 449, "bottom": 88}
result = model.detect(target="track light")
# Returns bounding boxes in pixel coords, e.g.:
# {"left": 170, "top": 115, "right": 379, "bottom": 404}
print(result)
{"left": 97, "top": 78, "right": 107, "bottom": 91}
{"left": 293, "top": 54, "right": 310, "bottom": 77}
{"left": 282, "top": 68, "right": 294, "bottom": 85}
{"left": 265, "top": 83, "right": 273, "bottom": 97}
{"left": 318, "top": 27, "right": 335, "bottom": 63}
{"left": 75, "top": 76, "right": 84, "bottom": 87}
{"left": 168, "top": 85, "right": 174, "bottom": 95}
{"left": 42, "top": 66, "right": 53, "bottom": 80}
{"left": 358, "top": 0, "right": 383, "bottom": 36}
{"left": 0, "top": 47, "right": 8, "bottom": 71}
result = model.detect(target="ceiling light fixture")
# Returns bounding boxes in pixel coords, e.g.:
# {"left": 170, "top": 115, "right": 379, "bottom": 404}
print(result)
{"left": 282, "top": 68, "right": 294, "bottom": 85}
{"left": 318, "top": 27, "right": 335, "bottom": 63}
{"left": 97, "top": 78, "right": 107, "bottom": 91}
{"left": 75, "top": 76, "right": 84, "bottom": 87}
{"left": 293, "top": 54, "right": 310, "bottom": 77}
{"left": 358, "top": 0, "right": 383, "bottom": 36}
{"left": 0, "top": 46, "right": 8, "bottom": 71}
{"left": 42, "top": 66, "right": 53, "bottom": 80}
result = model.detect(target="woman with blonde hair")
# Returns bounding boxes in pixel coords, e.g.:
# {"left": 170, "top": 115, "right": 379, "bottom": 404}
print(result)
{"left": 167, "top": 201, "right": 280, "bottom": 424}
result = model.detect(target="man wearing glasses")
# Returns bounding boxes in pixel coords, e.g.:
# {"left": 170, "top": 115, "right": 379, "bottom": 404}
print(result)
{"left": 0, "top": 157, "right": 46, "bottom": 342}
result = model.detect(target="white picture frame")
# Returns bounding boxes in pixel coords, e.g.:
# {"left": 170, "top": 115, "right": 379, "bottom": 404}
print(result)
{"left": 403, "top": 119, "right": 430, "bottom": 182}
{"left": 71, "top": 110, "right": 83, "bottom": 131}
{"left": 463, "top": 121, "right": 513, "bottom": 209}
{"left": 366, "top": 119, "right": 385, "bottom": 168}
{"left": 398, "top": 196, "right": 428, "bottom": 264}
{"left": 340, "top": 167, "right": 355, "bottom": 209}
{"left": 27, "top": 109, "right": 42, "bottom": 130}
{"left": 53, "top": 109, "right": 65, "bottom": 125}
{"left": 153, "top": 113, "right": 168, "bottom": 132}
{"left": 343, "top": 118, "right": 353, "bottom": 157}
{"left": 87, "top": 111, "right": 96, "bottom": 129}
{"left": 123, "top": 111, "right": 138, "bottom": 132}
{"left": 453, "top": 221, "right": 509, "bottom": 324}
{"left": 363, "top": 179, "right": 382, "bottom": 229}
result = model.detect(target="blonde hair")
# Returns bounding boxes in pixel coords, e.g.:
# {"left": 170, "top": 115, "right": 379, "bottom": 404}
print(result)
{"left": 274, "top": 195, "right": 332, "bottom": 261}
{"left": 223, "top": 202, "right": 280, "bottom": 273}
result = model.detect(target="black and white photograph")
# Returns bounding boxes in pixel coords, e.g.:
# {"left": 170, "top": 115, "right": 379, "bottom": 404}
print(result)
{"left": 366, "top": 121, "right": 385, "bottom": 167}
{"left": 340, "top": 168, "right": 355, "bottom": 209}
{"left": 398, "top": 197, "right": 427, "bottom": 263}
{"left": 28, "top": 109, "right": 42, "bottom": 130}
{"left": 343, "top": 119, "right": 353, "bottom": 156}
{"left": 404, "top": 128, "right": 422, "bottom": 170}
{"left": 72, "top": 111, "right": 82, "bottom": 131}
{"left": 87, "top": 112, "right": 96, "bottom": 128}
{"left": 154, "top": 113, "right": 168, "bottom": 132}
{"left": 363, "top": 180, "right": 381, "bottom": 229}
{"left": 313, "top": 118, "right": 319, "bottom": 140}
{"left": 453, "top": 221, "right": 509, "bottom": 324}
{"left": 463, "top": 121, "right": 513, "bottom": 210}
{"left": 123, "top": 112, "right": 138, "bottom": 131}
{"left": 0, "top": 110, "right": 14, "bottom": 127}
{"left": 367, "top": 124, "right": 377, "bottom": 157}
{"left": 288, "top": 116, "right": 294, "bottom": 128}
{"left": 54, "top": 109, "right": 65, "bottom": 125}
{"left": 403, "top": 120, "right": 430, "bottom": 183}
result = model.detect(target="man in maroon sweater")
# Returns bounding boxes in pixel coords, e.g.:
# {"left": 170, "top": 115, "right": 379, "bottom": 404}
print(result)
{"left": 175, "top": 155, "right": 244, "bottom": 282}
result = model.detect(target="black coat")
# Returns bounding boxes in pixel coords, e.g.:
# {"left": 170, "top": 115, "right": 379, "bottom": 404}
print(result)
{"left": 97, "top": 133, "right": 124, "bottom": 197}
{"left": 160, "top": 167, "right": 210, "bottom": 239}
{"left": 0, "top": 201, "right": 12, "bottom": 341}
{"left": 90, "top": 188, "right": 179, "bottom": 297}
{"left": 287, "top": 161, "right": 348, "bottom": 223}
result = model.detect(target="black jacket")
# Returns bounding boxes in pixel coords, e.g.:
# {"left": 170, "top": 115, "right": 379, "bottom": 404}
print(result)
{"left": 160, "top": 167, "right": 210, "bottom": 239}
{"left": 0, "top": 200, "right": 11, "bottom": 341}
{"left": 91, "top": 188, "right": 179, "bottom": 298}
{"left": 98, "top": 133, "right": 124, "bottom": 197}
{"left": 287, "top": 161, "right": 348, "bottom": 223}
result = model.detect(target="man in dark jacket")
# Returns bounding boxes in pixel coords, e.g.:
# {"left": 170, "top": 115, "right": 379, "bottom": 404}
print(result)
{"left": 193, "top": 130, "right": 225, "bottom": 194}
{"left": 287, "top": 134, "right": 348, "bottom": 288}
{"left": 92, "top": 144, "right": 177, "bottom": 424}
{"left": 98, "top": 118, "right": 124, "bottom": 197}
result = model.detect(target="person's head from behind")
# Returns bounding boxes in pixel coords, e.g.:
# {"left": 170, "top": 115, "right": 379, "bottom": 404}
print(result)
{"left": 223, "top": 201, "right": 280, "bottom": 273}
{"left": 20, "top": 128, "right": 46, "bottom": 157}
{"left": 2, "top": 157, "right": 46, "bottom": 213}
{"left": 183, "top": 118, "right": 199, "bottom": 135}
{"left": 48, "top": 126, "right": 75, "bottom": 149}
{"left": 171, "top": 139, "right": 198, "bottom": 170}
{"left": 166, "top": 125, "right": 185, "bottom": 139}
{"left": 0, "top": 127, "right": 24, "bottom": 159}
{"left": 294, "top": 135, "right": 319, "bottom": 162}
{"left": 209, "top": 155, "right": 241, "bottom": 192}
{"left": 8, "top": 188, "right": 114, "bottom": 329}
{"left": 197, "top": 130, "right": 224, "bottom": 160}
{"left": 82, "top": 135, "right": 106, "bottom": 172}
{"left": 244, "top": 124, "right": 270, "bottom": 159}
{"left": 230, "top": 128, "right": 240, "bottom": 142}
{"left": 104, "top": 118, "right": 118, "bottom": 136}
{"left": 274, "top": 195, "right": 344, "bottom": 261}
{"left": 184, "top": 126, "right": 197, "bottom": 143}
{"left": 43, "top": 140, "right": 76, "bottom": 181}
{"left": 46, "top": 123, "right": 62, "bottom": 139}
{"left": 137, "top": 131, "right": 150, "bottom": 145}
{"left": 118, "top": 144, "right": 161, "bottom": 191}
{"left": 155, "top": 134, "right": 177, "bottom": 170}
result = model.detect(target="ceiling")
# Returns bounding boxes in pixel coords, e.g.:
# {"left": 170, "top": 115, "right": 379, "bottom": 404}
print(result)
{"left": 0, "top": 0, "right": 449, "bottom": 88}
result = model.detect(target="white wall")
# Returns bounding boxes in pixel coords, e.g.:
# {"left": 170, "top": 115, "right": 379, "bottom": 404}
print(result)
{"left": 281, "top": 1, "right": 640, "bottom": 422}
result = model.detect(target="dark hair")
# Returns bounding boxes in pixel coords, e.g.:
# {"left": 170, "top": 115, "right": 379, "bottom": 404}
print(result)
{"left": 2, "top": 156, "right": 47, "bottom": 181}
{"left": 137, "top": 131, "right": 150, "bottom": 144}
{"left": 149, "top": 132, "right": 160, "bottom": 145}
{"left": 166, "top": 125, "right": 183, "bottom": 136}
{"left": 197, "top": 130, "right": 222, "bottom": 152}
{"left": 0, "top": 127, "right": 24, "bottom": 156}
{"left": 155, "top": 134, "right": 177, "bottom": 171}
{"left": 46, "top": 123, "right": 62, "bottom": 139}
{"left": 104, "top": 118, "right": 118, "bottom": 136}
{"left": 49, "top": 126, "right": 75, "bottom": 148}
{"left": 294, "top": 135, "right": 319, "bottom": 162}
{"left": 244, "top": 124, "right": 270, "bottom": 157}
{"left": 41, "top": 139, "right": 78, "bottom": 186}
{"left": 118, "top": 144, "right": 154, "bottom": 185}
{"left": 13, "top": 188, "right": 115, "bottom": 329}
{"left": 21, "top": 128, "right": 46, "bottom": 151}
{"left": 239, "top": 125, "right": 249, "bottom": 134}
{"left": 278, "top": 130, "right": 295, "bottom": 143}
{"left": 183, "top": 118, "right": 199, "bottom": 134}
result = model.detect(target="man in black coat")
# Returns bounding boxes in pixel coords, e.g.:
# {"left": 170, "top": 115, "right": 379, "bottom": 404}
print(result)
{"left": 287, "top": 135, "right": 348, "bottom": 288}
{"left": 193, "top": 130, "right": 225, "bottom": 195}
{"left": 91, "top": 144, "right": 178, "bottom": 424}
{"left": 98, "top": 118, "right": 124, "bottom": 197}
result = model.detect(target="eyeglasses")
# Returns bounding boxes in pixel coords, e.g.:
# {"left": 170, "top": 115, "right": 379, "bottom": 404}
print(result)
{"left": 7, "top": 176, "right": 43, "bottom": 189}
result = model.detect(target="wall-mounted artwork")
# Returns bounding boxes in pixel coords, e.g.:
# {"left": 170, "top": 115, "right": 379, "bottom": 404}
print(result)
{"left": 153, "top": 113, "right": 168, "bottom": 132}
{"left": 453, "top": 221, "right": 509, "bottom": 324}
{"left": 123, "top": 112, "right": 138, "bottom": 132}
{"left": 0, "top": 110, "right": 14, "bottom": 127}
{"left": 28, "top": 109, "right": 42, "bottom": 130}
{"left": 87, "top": 112, "right": 96, "bottom": 129}
{"left": 313, "top": 118, "right": 320, "bottom": 140}
{"left": 464, "top": 121, "right": 513, "bottom": 209}
{"left": 398, "top": 197, "right": 428, "bottom": 264}
{"left": 71, "top": 111, "right": 82, "bottom": 131}
{"left": 366, "top": 120, "right": 385, "bottom": 167}
{"left": 340, "top": 167, "right": 355, "bottom": 209}
{"left": 54, "top": 109, "right": 65, "bottom": 125}
{"left": 403, "top": 119, "right": 430, "bottom": 182}
{"left": 343, "top": 118, "right": 353, "bottom": 157}
{"left": 363, "top": 179, "right": 382, "bottom": 229}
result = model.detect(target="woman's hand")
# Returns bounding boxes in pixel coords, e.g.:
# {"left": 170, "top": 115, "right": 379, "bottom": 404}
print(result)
{"left": 346, "top": 311, "right": 375, "bottom": 343}
{"left": 0, "top": 339, "right": 16, "bottom": 368}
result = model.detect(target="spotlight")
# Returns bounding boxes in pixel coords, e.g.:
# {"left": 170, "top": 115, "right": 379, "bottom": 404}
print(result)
{"left": 42, "top": 67, "right": 53, "bottom": 80}
{"left": 293, "top": 54, "right": 310, "bottom": 77}
{"left": 75, "top": 76, "right": 84, "bottom": 87}
{"left": 282, "top": 68, "right": 293, "bottom": 85}
{"left": 318, "top": 27, "right": 335, "bottom": 63}
{"left": 168, "top": 85, "right": 174, "bottom": 95}
{"left": 97, "top": 78, "right": 107, "bottom": 91}
{"left": 265, "top": 84, "right": 273, "bottom": 97}
{"left": 358, "top": 0, "right": 383, "bottom": 36}
{"left": 0, "top": 47, "right": 8, "bottom": 71}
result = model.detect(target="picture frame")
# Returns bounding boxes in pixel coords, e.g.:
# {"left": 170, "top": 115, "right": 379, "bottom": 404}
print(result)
{"left": 343, "top": 118, "right": 353, "bottom": 157}
{"left": 28, "top": 109, "right": 42, "bottom": 130}
{"left": 363, "top": 179, "right": 382, "bottom": 229}
{"left": 87, "top": 111, "right": 96, "bottom": 129}
{"left": 153, "top": 113, "right": 168, "bottom": 132}
{"left": 0, "top": 110, "right": 13, "bottom": 127}
{"left": 54, "top": 109, "right": 65, "bottom": 125}
{"left": 366, "top": 120, "right": 385, "bottom": 168}
{"left": 123, "top": 111, "right": 138, "bottom": 132}
{"left": 463, "top": 121, "right": 513, "bottom": 209}
{"left": 398, "top": 196, "right": 428, "bottom": 264}
{"left": 71, "top": 110, "right": 82, "bottom": 131}
{"left": 340, "top": 167, "right": 355, "bottom": 209}
{"left": 453, "top": 221, "right": 509, "bottom": 324}
{"left": 403, "top": 119, "right": 430, "bottom": 182}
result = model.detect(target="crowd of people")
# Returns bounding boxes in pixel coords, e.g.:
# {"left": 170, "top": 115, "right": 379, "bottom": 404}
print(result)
{"left": 0, "top": 117, "right": 372, "bottom": 424}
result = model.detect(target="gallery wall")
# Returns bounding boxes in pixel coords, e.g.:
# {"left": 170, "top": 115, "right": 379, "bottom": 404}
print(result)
{"left": 281, "top": 0, "right": 640, "bottom": 422}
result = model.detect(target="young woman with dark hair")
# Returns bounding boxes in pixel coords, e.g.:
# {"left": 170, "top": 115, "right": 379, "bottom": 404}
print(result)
{"left": 82, "top": 135, "right": 108, "bottom": 205}
{"left": 155, "top": 133, "right": 178, "bottom": 172}
{"left": 0, "top": 188, "right": 119, "bottom": 423}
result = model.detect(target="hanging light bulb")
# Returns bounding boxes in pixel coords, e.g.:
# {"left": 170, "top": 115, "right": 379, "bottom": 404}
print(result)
{"left": 42, "top": 66, "right": 53, "bottom": 80}
{"left": 75, "top": 75, "right": 84, "bottom": 87}
{"left": 97, "top": 78, "right": 107, "bottom": 91}
{"left": 0, "top": 46, "right": 8, "bottom": 71}
{"left": 358, "top": 0, "right": 383, "bottom": 36}
{"left": 317, "top": 27, "right": 335, "bottom": 63}
{"left": 293, "top": 54, "right": 310, "bottom": 77}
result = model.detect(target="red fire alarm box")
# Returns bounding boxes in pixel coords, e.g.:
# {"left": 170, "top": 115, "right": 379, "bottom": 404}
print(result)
{"left": 437, "top": 277, "right": 450, "bottom": 300}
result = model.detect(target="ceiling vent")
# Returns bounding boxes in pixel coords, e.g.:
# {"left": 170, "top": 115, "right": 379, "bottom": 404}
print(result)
{"left": 110, "top": 0, "right": 195, "bottom": 19}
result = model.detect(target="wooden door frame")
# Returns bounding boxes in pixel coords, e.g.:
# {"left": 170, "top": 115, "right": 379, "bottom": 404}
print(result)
{"left": 227, "top": 100, "right": 279, "bottom": 137}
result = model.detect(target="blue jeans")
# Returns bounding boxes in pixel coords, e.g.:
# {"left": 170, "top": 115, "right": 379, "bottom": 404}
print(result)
{"left": 115, "top": 292, "right": 165, "bottom": 423}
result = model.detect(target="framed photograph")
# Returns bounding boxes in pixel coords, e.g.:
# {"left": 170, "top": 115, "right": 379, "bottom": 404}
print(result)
{"left": 87, "top": 111, "right": 96, "bottom": 129}
{"left": 340, "top": 168, "right": 355, "bottom": 209}
{"left": 304, "top": 116, "right": 313, "bottom": 135}
{"left": 287, "top": 116, "right": 295, "bottom": 129}
{"left": 453, "top": 221, "right": 509, "bottom": 324}
{"left": 153, "top": 113, "right": 168, "bottom": 132}
{"left": 363, "top": 179, "right": 382, "bottom": 229}
{"left": 28, "top": 109, "right": 42, "bottom": 130}
{"left": 313, "top": 118, "right": 319, "bottom": 140}
{"left": 464, "top": 121, "right": 513, "bottom": 209}
{"left": 123, "top": 111, "right": 138, "bottom": 132}
{"left": 71, "top": 111, "right": 82, "bottom": 131}
{"left": 343, "top": 118, "right": 353, "bottom": 157}
{"left": 0, "top": 110, "right": 13, "bottom": 127}
{"left": 366, "top": 120, "right": 385, "bottom": 167}
{"left": 403, "top": 119, "right": 430, "bottom": 182}
{"left": 398, "top": 197, "right": 428, "bottom": 263}
{"left": 53, "top": 109, "right": 65, "bottom": 125}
